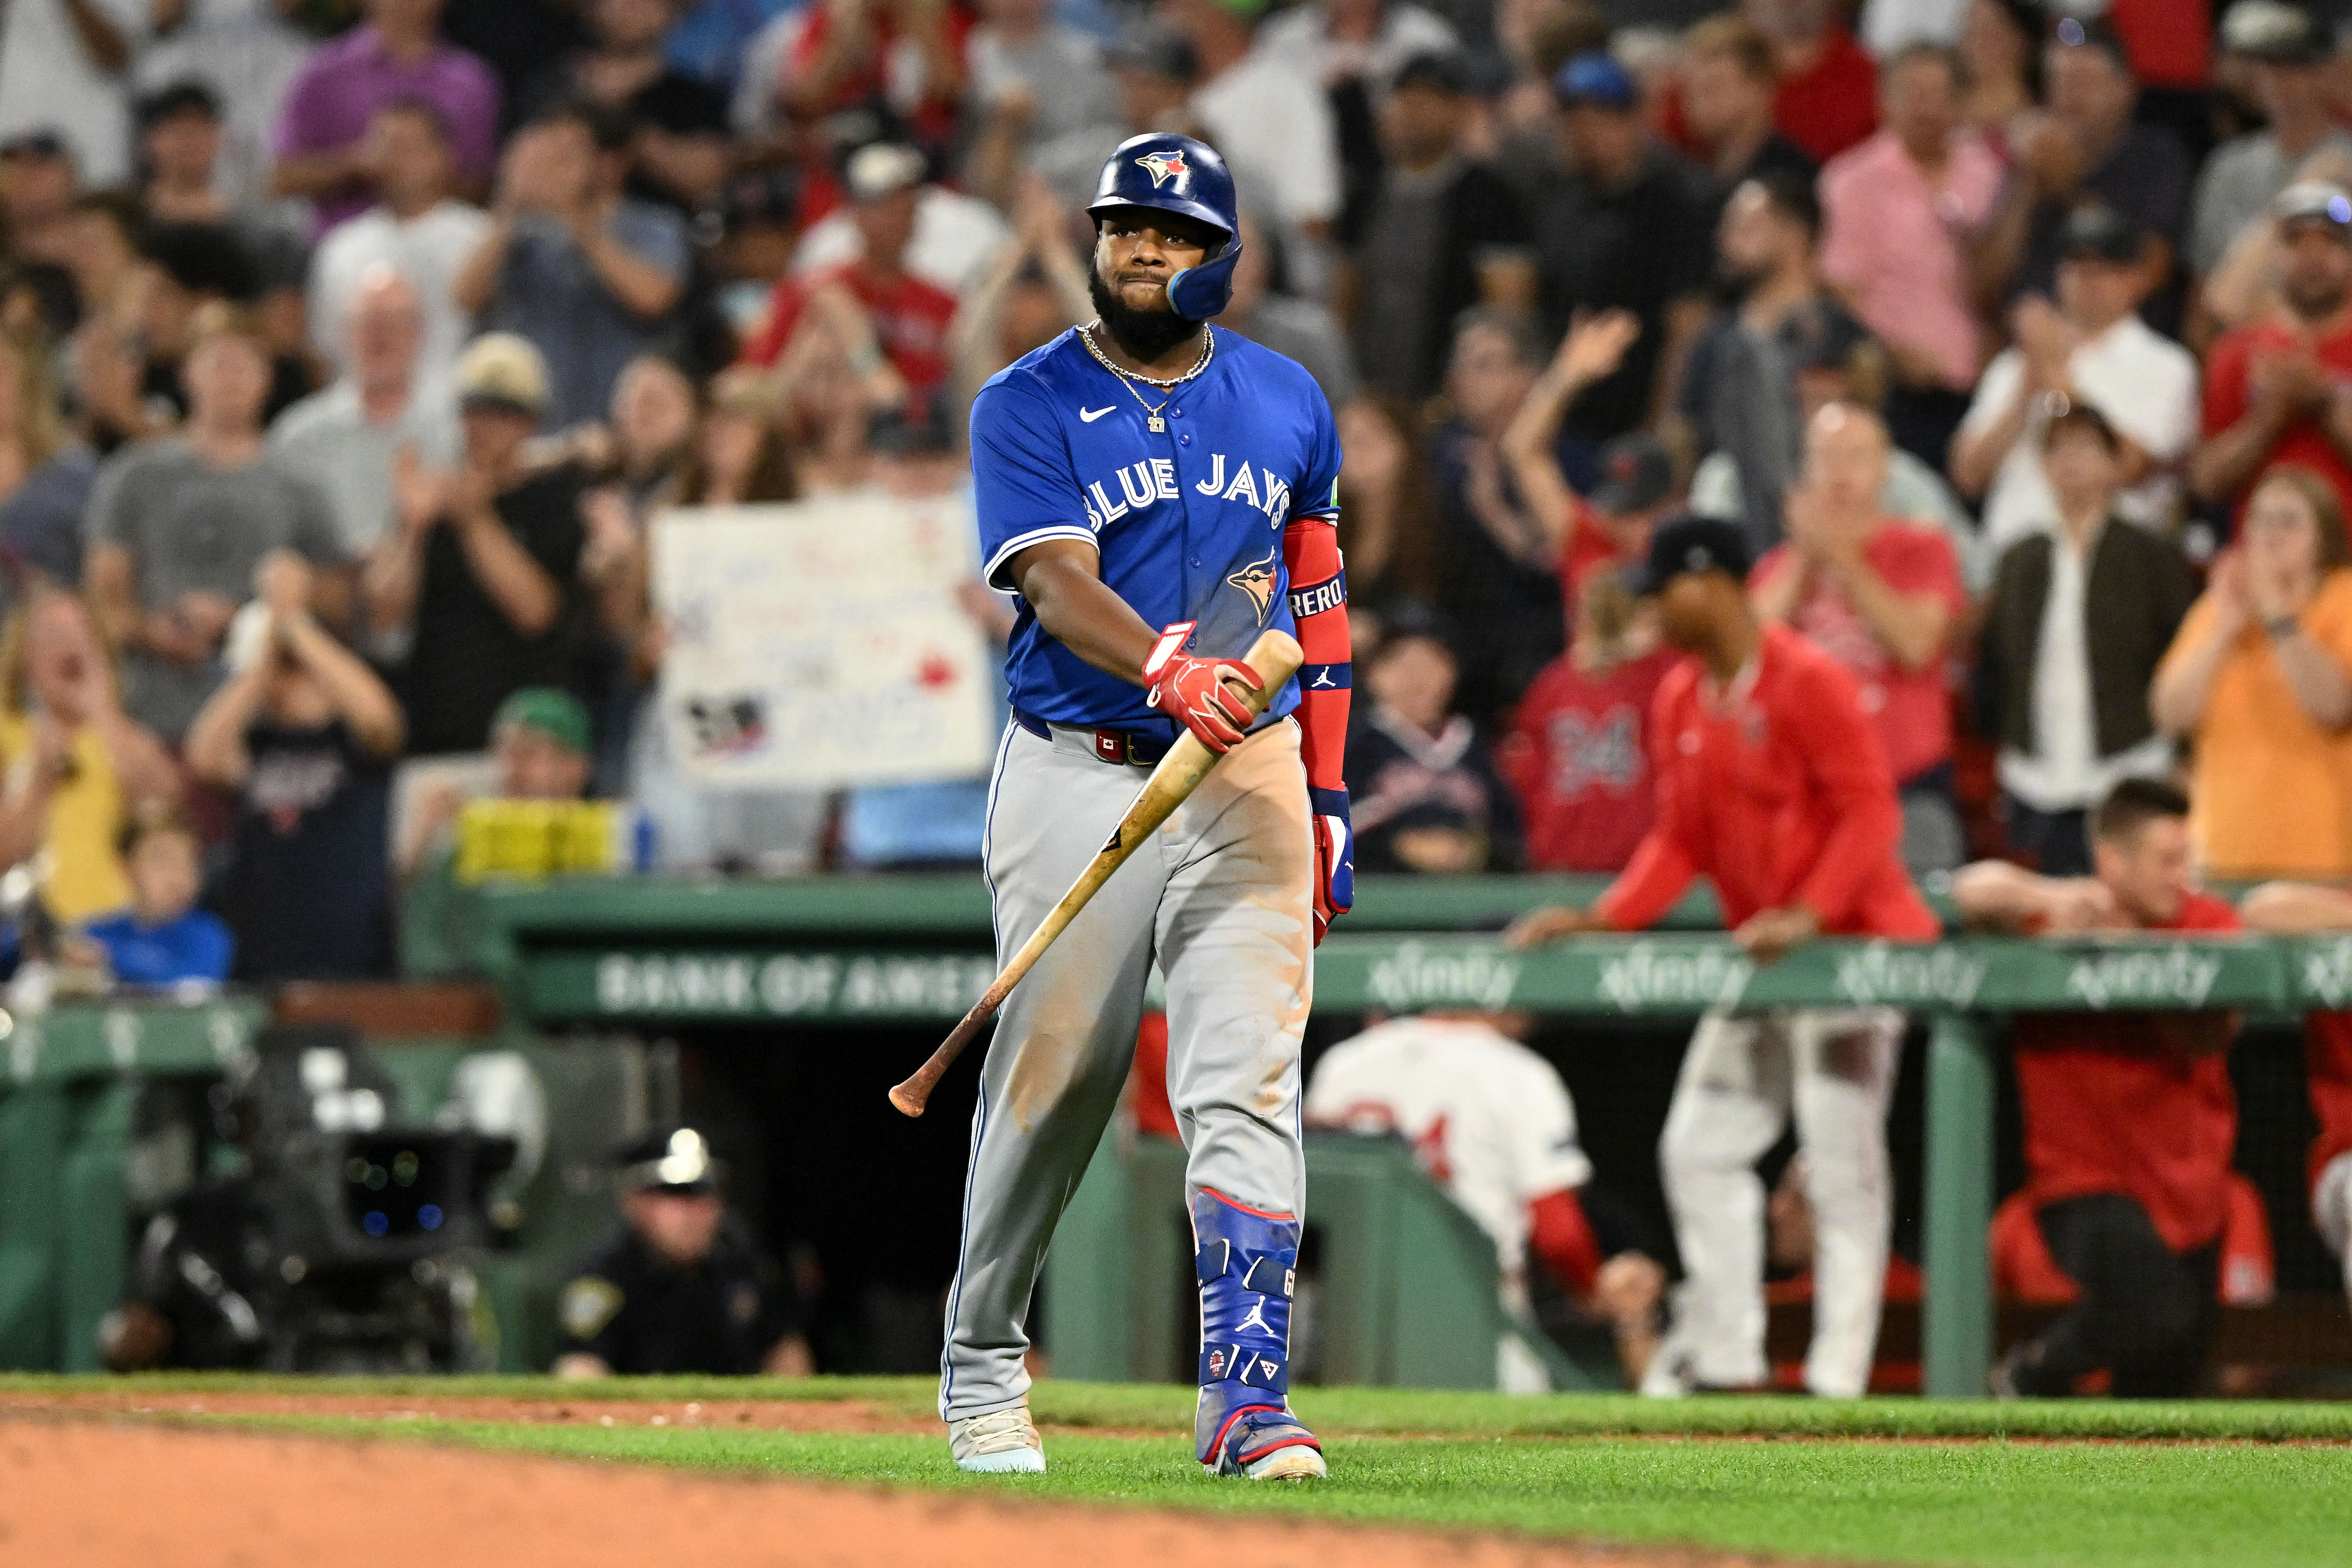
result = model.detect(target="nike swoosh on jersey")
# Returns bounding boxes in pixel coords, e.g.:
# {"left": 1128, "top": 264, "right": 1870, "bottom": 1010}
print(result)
{"left": 1079, "top": 406, "right": 1116, "bottom": 422}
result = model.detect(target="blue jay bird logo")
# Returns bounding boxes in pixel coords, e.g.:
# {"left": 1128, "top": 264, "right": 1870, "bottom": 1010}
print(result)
{"left": 1136, "top": 149, "right": 1190, "bottom": 189}
{"left": 1226, "top": 548, "right": 1278, "bottom": 623}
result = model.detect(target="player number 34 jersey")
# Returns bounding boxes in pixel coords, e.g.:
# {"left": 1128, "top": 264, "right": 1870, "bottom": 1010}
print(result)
{"left": 972, "top": 325, "right": 1343, "bottom": 736}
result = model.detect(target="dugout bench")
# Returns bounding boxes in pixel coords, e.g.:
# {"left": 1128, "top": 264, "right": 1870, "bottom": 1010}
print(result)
{"left": 424, "top": 870, "right": 2352, "bottom": 1398}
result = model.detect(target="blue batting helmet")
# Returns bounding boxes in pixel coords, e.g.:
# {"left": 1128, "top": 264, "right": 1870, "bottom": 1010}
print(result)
{"left": 1087, "top": 133, "right": 1244, "bottom": 321}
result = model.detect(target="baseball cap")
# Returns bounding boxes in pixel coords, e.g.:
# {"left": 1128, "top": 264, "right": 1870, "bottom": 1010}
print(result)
{"left": 136, "top": 79, "right": 223, "bottom": 129}
{"left": 1553, "top": 51, "right": 1638, "bottom": 111}
{"left": 2273, "top": 179, "right": 2352, "bottom": 236}
{"left": 1588, "top": 433, "right": 1674, "bottom": 515}
{"left": 454, "top": 332, "right": 550, "bottom": 416}
{"left": 2222, "top": 0, "right": 2332, "bottom": 63}
{"left": 842, "top": 140, "right": 926, "bottom": 203}
{"left": 616, "top": 1127, "right": 721, "bottom": 1194}
{"left": 492, "top": 687, "right": 592, "bottom": 755}
{"left": 0, "top": 128, "right": 70, "bottom": 162}
{"left": 1628, "top": 513, "right": 1753, "bottom": 596}
{"left": 2057, "top": 203, "right": 2144, "bottom": 264}
{"left": 1391, "top": 49, "right": 1472, "bottom": 96}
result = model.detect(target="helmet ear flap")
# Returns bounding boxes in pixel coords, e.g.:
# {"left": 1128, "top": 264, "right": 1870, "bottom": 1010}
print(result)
{"left": 1167, "top": 238, "right": 1243, "bottom": 322}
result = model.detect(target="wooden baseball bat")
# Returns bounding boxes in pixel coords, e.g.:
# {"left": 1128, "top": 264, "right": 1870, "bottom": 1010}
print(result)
{"left": 889, "top": 627, "right": 1304, "bottom": 1117}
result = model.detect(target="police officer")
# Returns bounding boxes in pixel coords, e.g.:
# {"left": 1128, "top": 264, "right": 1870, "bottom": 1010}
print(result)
{"left": 551, "top": 1128, "right": 813, "bottom": 1377}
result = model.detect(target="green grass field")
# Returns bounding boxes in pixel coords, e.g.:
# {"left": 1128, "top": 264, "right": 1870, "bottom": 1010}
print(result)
{"left": 11, "top": 1374, "right": 2352, "bottom": 1568}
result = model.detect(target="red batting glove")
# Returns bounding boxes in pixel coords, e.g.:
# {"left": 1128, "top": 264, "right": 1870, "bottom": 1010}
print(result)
{"left": 1309, "top": 787, "right": 1352, "bottom": 946}
{"left": 1142, "top": 621, "right": 1263, "bottom": 755}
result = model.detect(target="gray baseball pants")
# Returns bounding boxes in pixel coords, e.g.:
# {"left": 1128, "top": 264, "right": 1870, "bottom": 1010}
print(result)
{"left": 939, "top": 717, "right": 1315, "bottom": 1421}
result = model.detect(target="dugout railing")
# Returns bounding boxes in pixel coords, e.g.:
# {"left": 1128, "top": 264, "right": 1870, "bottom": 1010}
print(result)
{"left": 407, "top": 870, "right": 2352, "bottom": 1398}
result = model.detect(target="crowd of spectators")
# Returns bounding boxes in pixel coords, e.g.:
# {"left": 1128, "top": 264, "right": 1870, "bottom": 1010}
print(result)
{"left": 15, "top": 0, "right": 2352, "bottom": 1388}
{"left": 5, "top": 0, "right": 2349, "bottom": 951}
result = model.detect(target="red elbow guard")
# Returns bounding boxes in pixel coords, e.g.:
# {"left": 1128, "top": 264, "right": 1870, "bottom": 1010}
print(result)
{"left": 1282, "top": 517, "right": 1349, "bottom": 791}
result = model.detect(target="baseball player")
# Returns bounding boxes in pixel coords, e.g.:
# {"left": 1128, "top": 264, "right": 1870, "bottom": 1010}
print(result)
{"left": 939, "top": 134, "right": 1351, "bottom": 1480}
{"left": 1955, "top": 782, "right": 2242, "bottom": 1398}
{"left": 1508, "top": 515, "right": 1938, "bottom": 1398}
{"left": 2237, "top": 882, "right": 2352, "bottom": 1308}
{"left": 1304, "top": 1012, "right": 1666, "bottom": 1390}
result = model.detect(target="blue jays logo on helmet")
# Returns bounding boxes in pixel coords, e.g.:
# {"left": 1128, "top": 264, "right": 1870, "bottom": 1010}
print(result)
{"left": 1136, "top": 149, "right": 1190, "bottom": 190}
{"left": 1089, "top": 133, "right": 1244, "bottom": 322}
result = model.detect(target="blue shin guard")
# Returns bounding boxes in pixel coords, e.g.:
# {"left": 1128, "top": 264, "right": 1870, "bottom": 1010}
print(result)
{"left": 1192, "top": 1189, "right": 1322, "bottom": 1475}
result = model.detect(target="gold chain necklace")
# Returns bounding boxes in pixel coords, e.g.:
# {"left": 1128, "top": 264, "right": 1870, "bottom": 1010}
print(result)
{"left": 1078, "top": 324, "right": 1214, "bottom": 433}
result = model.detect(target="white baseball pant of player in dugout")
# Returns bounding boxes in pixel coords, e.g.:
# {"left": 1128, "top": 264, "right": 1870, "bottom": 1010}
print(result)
{"left": 1642, "top": 1005, "right": 1903, "bottom": 1399}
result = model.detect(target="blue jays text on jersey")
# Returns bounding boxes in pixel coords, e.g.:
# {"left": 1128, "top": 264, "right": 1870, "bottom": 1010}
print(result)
{"left": 970, "top": 325, "right": 1343, "bottom": 738}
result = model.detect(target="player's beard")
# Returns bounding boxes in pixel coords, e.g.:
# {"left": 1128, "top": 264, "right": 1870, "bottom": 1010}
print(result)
{"left": 1090, "top": 264, "right": 1201, "bottom": 363}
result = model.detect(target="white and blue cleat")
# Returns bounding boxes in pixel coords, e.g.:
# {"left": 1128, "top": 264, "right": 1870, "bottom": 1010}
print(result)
{"left": 950, "top": 1406, "right": 1046, "bottom": 1473}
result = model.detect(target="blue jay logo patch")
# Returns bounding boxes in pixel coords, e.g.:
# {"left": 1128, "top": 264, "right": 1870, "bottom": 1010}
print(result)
{"left": 1226, "top": 548, "right": 1278, "bottom": 623}
{"left": 1136, "top": 150, "right": 1190, "bottom": 189}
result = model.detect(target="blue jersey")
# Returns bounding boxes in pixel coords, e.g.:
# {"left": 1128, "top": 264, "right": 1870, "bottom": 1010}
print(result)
{"left": 972, "top": 326, "right": 1342, "bottom": 736}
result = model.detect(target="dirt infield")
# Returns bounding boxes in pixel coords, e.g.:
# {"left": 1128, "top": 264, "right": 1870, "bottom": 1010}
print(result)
{"left": 0, "top": 1387, "right": 930, "bottom": 1432}
{"left": 0, "top": 1417, "right": 1786, "bottom": 1568}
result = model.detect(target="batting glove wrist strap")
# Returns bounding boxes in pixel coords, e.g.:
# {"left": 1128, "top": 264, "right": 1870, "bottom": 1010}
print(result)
{"left": 1143, "top": 622, "right": 1263, "bottom": 756}
{"left": 1308, "top": 786, "right": 1354, "bottom": 942}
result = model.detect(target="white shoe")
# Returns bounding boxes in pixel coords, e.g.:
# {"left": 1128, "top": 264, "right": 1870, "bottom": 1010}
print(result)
{"left": 1239, "top": 1444, "right": 1327, "bottom": 1481}
{"left": 950, "top": 1406, "right": 1046, "bottom": 1473}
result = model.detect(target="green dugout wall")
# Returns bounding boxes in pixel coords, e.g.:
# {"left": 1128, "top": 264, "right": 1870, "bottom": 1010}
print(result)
{"left": 412, "top": 871, "right": 2352, "bottom": 1397}
{"left": 0, "top": 995, "right": 655, "bottom": 1374}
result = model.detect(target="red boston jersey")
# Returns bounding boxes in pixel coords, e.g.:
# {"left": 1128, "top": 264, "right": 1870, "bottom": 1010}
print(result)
{"left": 2010, "top": 892, "right": 2243, "bottom": 1254}
{"left": 2306, "top": 1010, "right": 2352, "bottom": 1195}
{"left": 1595, "top": 625, "right": 1937, "bottom": 937}
{"left": 1506, "top": 646, "right": 1678, "bottom": 873}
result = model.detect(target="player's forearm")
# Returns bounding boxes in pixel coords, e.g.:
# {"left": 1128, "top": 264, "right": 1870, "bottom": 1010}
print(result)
{"left": 1284, "top": 517, "right": 1349, "bottom": 788}
{"left": 1948, "top": 860, "right": 2055, "bottom": 931}
{"left": 1793, "top": 833, "right": 1892, "bottom": 932}
{"left": 1791, "top": 716, "right": 1906, "bottom": 925}
{"left": 1594, "top": 831, "right": 1698, "bottom": 932}
{"left": 2239, "top": 881, "right": 2352, "bottom": 934}
{"left": 1015, "top": 550, "right": 1158, "bottom": 683}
